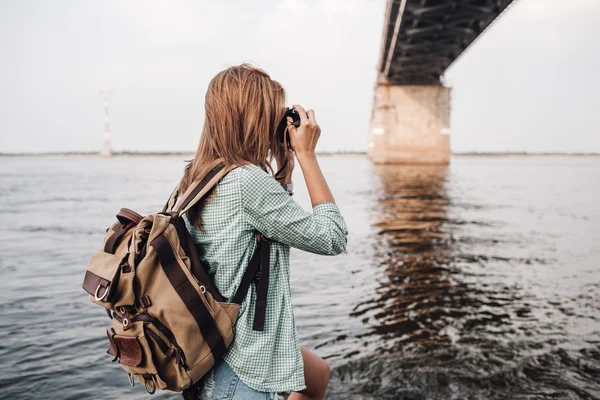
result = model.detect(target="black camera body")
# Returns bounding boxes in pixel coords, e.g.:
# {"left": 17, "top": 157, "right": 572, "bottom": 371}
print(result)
{"left": 276, "top": 107, "right": 301, "bottom": 147}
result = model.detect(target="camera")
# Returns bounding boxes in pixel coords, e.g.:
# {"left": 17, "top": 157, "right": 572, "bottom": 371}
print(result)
{"left": 276, "top": 107, "right": 301, "bottom": 148}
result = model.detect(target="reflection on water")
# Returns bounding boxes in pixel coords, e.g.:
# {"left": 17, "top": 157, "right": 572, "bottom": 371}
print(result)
{"left": 355, "top": 165, "right": 453, "bottom": 345}
{"left": 328, "top": 160, "right": 600, "bottom": 400}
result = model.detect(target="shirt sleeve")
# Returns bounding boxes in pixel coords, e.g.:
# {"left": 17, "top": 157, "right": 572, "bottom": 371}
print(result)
{"left": 237, "top": 165, "right": 348, "bottom": 256}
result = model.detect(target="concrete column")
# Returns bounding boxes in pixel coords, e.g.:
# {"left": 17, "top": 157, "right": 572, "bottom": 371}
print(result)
{"left": 368, "top": 83, "right": 451, "bottom": 164}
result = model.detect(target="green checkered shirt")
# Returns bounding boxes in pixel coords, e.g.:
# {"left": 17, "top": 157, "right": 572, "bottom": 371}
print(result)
{"left": 183, "top": 163, "right": 348, "bottom": 393}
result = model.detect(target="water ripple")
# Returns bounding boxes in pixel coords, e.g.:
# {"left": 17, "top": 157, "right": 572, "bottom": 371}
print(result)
{"left": 1, "top": 155, "right": 599, "bottom": 399}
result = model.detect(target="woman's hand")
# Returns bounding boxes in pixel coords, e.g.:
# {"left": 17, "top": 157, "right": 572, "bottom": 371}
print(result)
{"left": 288, "top": 105, "right": 320, "bottom": 157}
{"left": 284, "top": 105, "right": 336, "bottom": 207}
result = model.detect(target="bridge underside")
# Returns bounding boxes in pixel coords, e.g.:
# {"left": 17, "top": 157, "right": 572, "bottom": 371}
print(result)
{"left": 370, "top": 0, "right": 514, "bottom": 164}
{"left": 380, "top": 0, "right": 514, "bottom": 85}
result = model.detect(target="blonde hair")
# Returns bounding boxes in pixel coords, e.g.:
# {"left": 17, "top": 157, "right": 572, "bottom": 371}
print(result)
{"left": 180, "top": 63, "right": 287, "bottom": 228}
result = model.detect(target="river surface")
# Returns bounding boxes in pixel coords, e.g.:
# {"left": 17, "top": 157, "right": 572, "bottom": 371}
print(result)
{"left": 0, "top": 155, "right": 599, "bottom": 399}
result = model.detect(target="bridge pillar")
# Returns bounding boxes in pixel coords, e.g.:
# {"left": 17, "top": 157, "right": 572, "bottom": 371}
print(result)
{"left": 368, "top": 83, "right": 451, "bottom": 164}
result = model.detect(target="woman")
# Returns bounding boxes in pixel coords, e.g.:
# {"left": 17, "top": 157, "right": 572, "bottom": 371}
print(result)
{"left": 180, "top": 64, "right": 348, "bottom": 400}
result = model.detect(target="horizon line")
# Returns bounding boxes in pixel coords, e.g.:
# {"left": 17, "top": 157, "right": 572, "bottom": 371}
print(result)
{"left": 1, "top": 150, "right": 600, "bottom": 157}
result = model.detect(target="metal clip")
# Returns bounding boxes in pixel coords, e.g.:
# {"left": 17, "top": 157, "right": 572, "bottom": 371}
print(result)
{"left": 94, "top": 283, "right": 110, "bottom": 302}
{"left": 145, "top": 378, "right": 156, "bottom": 394}
{"left": 128, "top": 373, "right": 135, "bottom": 387}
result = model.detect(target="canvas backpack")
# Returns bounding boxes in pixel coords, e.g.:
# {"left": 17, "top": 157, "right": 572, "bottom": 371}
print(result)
{"left": 81, "top": 158, "right": 271, "bottom": 395}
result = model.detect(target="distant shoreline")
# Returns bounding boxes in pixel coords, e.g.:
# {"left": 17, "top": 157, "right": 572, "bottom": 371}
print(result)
{"left": 1, "top": 151, "right": 599, "bottom": 157}
{"left": 452, "top": 152, "right": 600, "bottom": 157}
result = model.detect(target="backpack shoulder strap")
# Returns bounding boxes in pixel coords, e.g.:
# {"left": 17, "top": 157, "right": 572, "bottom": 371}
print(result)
{"left": 232, "top": 232, "right": 270, "bottom": 331}
{"left": 166, "top": 158, "right": 237, "bottom": 216}
{"left": 162, "top": 184, "right": 180, "bottom": 213}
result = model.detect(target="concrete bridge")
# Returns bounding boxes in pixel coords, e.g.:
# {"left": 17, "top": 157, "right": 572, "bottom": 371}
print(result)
{"left": 368, "top": 0, "right": 514, "bottom": 164}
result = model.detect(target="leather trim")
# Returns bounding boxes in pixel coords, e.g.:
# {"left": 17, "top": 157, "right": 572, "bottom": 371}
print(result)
{"left": 231, "top": 237, "right": 262, "bottom": 305}
{"left": 231, "top": 234, "right": 270, "bottom": 331}
{"left": 176, "top": 163, "right": 225, "bottom": 213}
{"left": 104, "top": 209, "right": 142, "bottom": 254}
{"left": 145, "top": 326, "right": 172, "bottom": 357}
{"left": 252, "top": 239, "right": 270, "bottom": 331}
{"left": 114, "top": 335, "right": 143, "bottom": 366}
{"left": 151, "top": 233, "right": 227, "bottom": 363}
{"left": 173, "top": 217, "right": 224, "bottom": 302}
{"left": 104, "top": 224, "right": 126, "bottom": 254}
{"left": 116, "top": 208, "right": 143, "bottom": 225}
{"left": 131, "top": 313, "right": 177, "bottom": 345}
{"left": 135, "top": 295, "right": 152, "bottom": 311}
{"left": 112, "top": 311, "right": 123, "bottom": 323}
{"left": 106, "top": 328, "right": 118, "bottom": 361}
{"left": 82, "top": 270, "right": 110, "bottom": 298}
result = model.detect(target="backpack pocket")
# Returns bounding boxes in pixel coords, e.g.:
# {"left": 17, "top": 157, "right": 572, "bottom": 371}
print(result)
{"left": 107, "top": 323, "right": 169, "bottom": 394}
{"left": 83, "top": 250, "right": 134, "bottom": 309}
{"left": 143, "top": 323, "right": 193, "bottom": 391}
{"left": 108, "top": 314, "right": 193, "bottom": 392}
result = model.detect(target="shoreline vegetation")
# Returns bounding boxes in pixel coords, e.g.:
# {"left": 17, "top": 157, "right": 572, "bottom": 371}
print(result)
{"left": 0, "top": 151, "right": 599, "bottom": 157}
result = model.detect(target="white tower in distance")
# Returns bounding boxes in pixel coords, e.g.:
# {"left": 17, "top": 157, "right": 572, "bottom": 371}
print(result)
{"left": 99, "top": 89, "right": 113, "bottom": 157}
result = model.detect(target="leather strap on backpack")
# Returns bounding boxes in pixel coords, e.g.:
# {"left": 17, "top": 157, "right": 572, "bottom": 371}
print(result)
{"left": 169, "top": 158, "right": 237, "bottom": 216}
{"left": 162, "top": 184, "right": 180, "bottom": 213}
{"left": 232, "top": 233, "right": 270, "bottom": 331}
{"left": 163, "top": 158, "right": 225, "bottom": 215}
{"left": 172, "top": 217, "right": 224, "bottom": 303}
{"left": 151, "top": 233, "right": 227, "bottom": 362}
{"left": 104, "top": 208, "right": 144, "bottom": 254}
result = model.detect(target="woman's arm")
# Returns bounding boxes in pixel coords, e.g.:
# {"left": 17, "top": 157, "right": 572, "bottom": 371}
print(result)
{"left": 288, "top": 105, "right": 336, "bottom": 207}
{"left": 246, "top": 105, "right": 346, "bottom": 255}
{"left": 239, "top": 164, "right": 347, "bottom": 256}
{"left": 296, "top": 152, "right": 334, "bottom": 207}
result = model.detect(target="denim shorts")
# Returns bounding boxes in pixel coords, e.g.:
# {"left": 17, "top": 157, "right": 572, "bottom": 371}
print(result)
{"left": 198, "top": 360, "right": 277, "bottom": 400}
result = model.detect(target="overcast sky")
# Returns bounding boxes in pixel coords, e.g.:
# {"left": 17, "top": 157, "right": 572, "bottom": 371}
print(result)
{"left": 1, "top": 0, "right": 599, "bottom": 154}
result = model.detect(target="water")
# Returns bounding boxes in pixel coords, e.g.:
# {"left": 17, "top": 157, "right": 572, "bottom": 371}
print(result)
{"left": 1, "top": 155, "right": 599, "bottom": 399}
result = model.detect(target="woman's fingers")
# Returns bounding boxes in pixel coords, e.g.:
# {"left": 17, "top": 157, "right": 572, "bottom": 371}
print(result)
{"left": 292, "top": 104, "right": 308, "bottom": 125}
{"left": 289, "top": 105, "right": 320, "bottom": 155}
{"left": 286, "top": 116, "right": 295, "bottom": 132}
{"left": 306, "top": 109, "right": 316, "bottom": 124}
